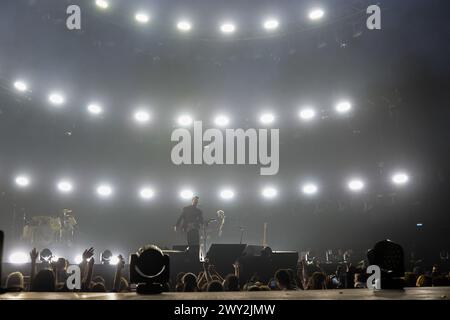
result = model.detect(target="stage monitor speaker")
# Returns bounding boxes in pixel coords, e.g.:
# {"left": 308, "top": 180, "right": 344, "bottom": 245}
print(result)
{"left": 206, "top": 244, "right": 246, "bottom": 276}
{"left": 271, "top": 251, "right": 299, "bottom": 270}
{"left": 163, "top": 250, "right": 202, "bottom": 284}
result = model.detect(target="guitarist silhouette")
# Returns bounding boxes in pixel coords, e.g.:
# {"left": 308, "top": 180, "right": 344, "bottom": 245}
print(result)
{"left": 174, "top": 196, "right": 204, "bottom": 250}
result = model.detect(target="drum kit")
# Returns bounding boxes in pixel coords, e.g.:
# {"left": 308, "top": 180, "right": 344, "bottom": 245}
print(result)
{"left": 21, "top": 209, "right": 77, "bottom": 247}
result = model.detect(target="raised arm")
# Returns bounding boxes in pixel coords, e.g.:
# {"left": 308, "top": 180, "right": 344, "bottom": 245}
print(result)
{"left": 113, "top": 255, "right": 125, "bottom": 292}
{"left": 197, "top": 271, "right": 208, "bottom": 289}
{"left": 209, "top": 265, "right": 224, "bottom": 282}
{"left": 202, "top": 261, "right": 212, "bottom": 283}
{"left": 79, "top": 247, "right": 94, "bottom": 286}
{"left": 82, "top": 256, "right": 95, "bottom": 291}
{"left": 29, "top": 248, "right": 39, "bottom": 289}
{"left": 233, "top": 261, "right": 240, "bottom": 279}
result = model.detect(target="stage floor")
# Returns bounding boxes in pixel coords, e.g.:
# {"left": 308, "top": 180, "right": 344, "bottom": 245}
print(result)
{"left": 1, "top": 287, "right": 449, "bottom": 300}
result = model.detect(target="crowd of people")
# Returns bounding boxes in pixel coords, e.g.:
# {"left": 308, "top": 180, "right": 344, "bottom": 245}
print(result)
{"left": 3, "top": 246, "right": 450, "bottom": 293}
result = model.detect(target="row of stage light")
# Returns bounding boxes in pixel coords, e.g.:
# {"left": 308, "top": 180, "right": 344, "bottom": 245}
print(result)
{"left": 11, "top": 80, "right": 354, "bottom": 125}
{"left": 9, "top": 172, "right": 411, "bottom": 201}
{"left": 93, "top": 0, "right": 326, "bottom": 34}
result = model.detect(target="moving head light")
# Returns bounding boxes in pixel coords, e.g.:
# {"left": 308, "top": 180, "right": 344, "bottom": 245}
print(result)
{"left": 129, "top": 244, "right": 170, "bottom": 294}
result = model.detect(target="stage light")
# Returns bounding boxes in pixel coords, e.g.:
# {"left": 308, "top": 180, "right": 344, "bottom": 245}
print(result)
{"left": 48, "top": 92, "right": 65, "bottom": 106}
{"left": 134, "top": 110, "right": 151, "bottom": 124}
{"left": 87, "top": 103, "right": 103, "bottom": 115}
{"left": 100, "top": 250, "right": 113, "bottom": 264}
{"left": 299, "top": 108, "right": 316, "bottom": 121}
{"left": 51, "top": 256, "right": 59, "bottom": 263}
{"left": 262, "top": 187, "right": 278, "bottom": 199}
{"left": 135, "top": 12, "right": 150, "bottom": 24}
{"left": 96, "top": 184, "right": 113, "bottom": 197}
{"left": 392, "top": 172, "right": 409, "bottom": 185}
{"left": 302, "top": 183, "right": 318, "bottom": 195}
{"left": 57, "top": 180, "right": 73, "bottom": 193}
{"left": 180, "top": 189, "right": 194, "bottom": 199}
{"left": 140, "top": 187, "right": 155, "bottom": 200}
{"left": 416, "top": 223, "right": 423, "bottom": 228}
{"left": 110, "top": 255, "right": 120, "bottom": 265}
{"left": 177, "top": 20, "right": 192, "bottom": 32}
{"left": 263, "top": 19, "right": 279, "bottom": 30}
{"left": 177, "top": 114, "right": 193, "bottom": 126}
{"left": 95, "top": 0, "right": 109, "bottom": 9}
{"left": 74, "top": 255, "right": 83, "bottom": 264}
{"left": 15, "top": 175, "right": 30, "bottom": 187}
{"left": 220, "top": 22, "right": 236, "bottom": 34}
{"left": 335, "top": 101, "right": 352, "bottom": 114}
{"left": 129, "top": 245, "right": 170, "bottom": 294}
{"left": 348, "top": 179, "right": 365, "bottom": 192}
{"left": 40, "top": 248, "right": 53, "bottom": 263}
{"left": 220, "top": 189, "right": 235, "bottom": 200}
{"left": 14, "top": 80, "right": 28, "bottom": 92}
{"left": 9, "top": 251, "right": 29, "bottom": 264}
{"left": 309, "top": 8, "right": 325, "bottom": 20}
{"left": 260, "top": 113, "right": 275, "bottom": 125}
{"left": 214, "top": 115, "right": 230, "bottom": 127}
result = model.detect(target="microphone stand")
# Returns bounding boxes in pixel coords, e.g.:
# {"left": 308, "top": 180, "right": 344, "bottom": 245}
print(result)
{"left": 201, "top": 218, "right": 216, "bottom": 262}
{"left": 239, "top": 226, "right": 245, "bottom": 244}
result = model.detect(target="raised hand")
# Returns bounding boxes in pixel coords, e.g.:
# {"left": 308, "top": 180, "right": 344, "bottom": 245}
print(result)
{"left": 82, "top": 247, "right": 94, "bottom": 261}
{"left": 30, "top": 248, "right": 39, "bottom": 262}
{"left": 117, "top": 255, "right": 125, "bottom": 269}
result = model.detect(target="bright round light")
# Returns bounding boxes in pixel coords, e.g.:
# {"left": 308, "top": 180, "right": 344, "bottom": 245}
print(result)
{"left": 220, "top": 189, "right": 235, "bottom": 200}
{"left": 110, "top": 255, "right": 120, "bottom": 265}
{"left": 220, "top": 23, "right": 236, "bottom": 34}
{"left": 135, "top": 12, "right": 150, "bottom": 24}
{"left": 299, "top": 108, "right": 316, "bottom": 121}
{"left": 9, "top": 251, "right": 29, "bottom": 264}
{"left": 51, "top": 256, "right": 59, "bottom": 263}
{"left": 134, "top": 110, "right": 151, "bottom": 123}
{"left": 14, "top": 80, "right": 28, "bottom": 92}
{"left": 260, "top": 113, "right": 275, "bottom": 125}
{"left": 392, "top": 172, "right": 409, "bottom": 185}
{"left": 336, "top": 101, "right": 352, "bottom": 114}
{"left": 309, "top": 8, "right": 325, "bottom": 20}
{"left": 48, "top": 92, "right": 65, "bottom": 106}
{"left": 177, "top": 115, "right": 193, "bottom": 126}
{"left": 348, "top": 179, "right": 365, "bottom": 192}
{"left": 15, "top": 175, "right": 30, "bottom": 187}
{"left": 57, "top": 180, "right": 73, "bottom": 193}
{"left": 263, "top": 19, "right": 279, "bottom": 30}
{"left": 74, "top": 255, "right": 83, "bottom": 264}
{"left": 95, "top": 0, "right": 109, "bottom": 9}
{"left": 262, "top": 187, "right": 278, "bottom": 199}
{"left": 214, "top": 115, "right": 230, "bottom": 127}
{"left": 177, "top": 20, "right": 192, "bottom": 32}
{"left": 97, "top": 184, "right": 113, "bottom": 197}
{"left": 302, "top": 183, "right": 318, "bottom": 195}
{"left": 87, "top": 103, "right": 103, "bottom": 115}
{"left": 180, "top": 189, "right": 194, "bottom": 199}
{"left": 140, "top": 187, "right": 155, "bottom": 199}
